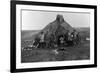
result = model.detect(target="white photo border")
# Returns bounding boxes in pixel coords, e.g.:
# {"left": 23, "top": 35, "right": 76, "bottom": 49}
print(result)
{"left": 16, "top": 4, "right": 94, "bottom": 69}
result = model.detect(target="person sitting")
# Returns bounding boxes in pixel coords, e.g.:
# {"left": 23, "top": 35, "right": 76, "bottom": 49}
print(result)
{"left": 59, "top": 35, "right": 65, "bottom": 50}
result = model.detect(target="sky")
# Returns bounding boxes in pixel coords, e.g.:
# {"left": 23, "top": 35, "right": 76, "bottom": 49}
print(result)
{"left": 22, "top": 10, "right": 90, "bottom": 30}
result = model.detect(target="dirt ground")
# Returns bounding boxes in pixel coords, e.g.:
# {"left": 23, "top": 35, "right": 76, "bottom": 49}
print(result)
{"left": 21, "top": 41, "right": 90, "bottom": 63}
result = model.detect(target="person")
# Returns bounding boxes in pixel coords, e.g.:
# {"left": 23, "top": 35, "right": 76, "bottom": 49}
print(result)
{"left": 64, "top": 30, "right": 69, "bottom": 45}
{"left": 39, "top": 32, "right": 45, "bottom": 48}
{"left": 68, "top": 32, "right": 72, "bottom": 41}
{"left": 49, "top": 34, "right": 55, "bottom": 48}
{"left": 65, "top": 31, "right": 68, "bottom": 41}
{"left": 66, "top": 32, "right": 73, "bottom": 46}
{"left": 71, "top": 30, "right": 78, "bottom": 45}
{"left": 76, "top": 32, "right": 81, "bottom": 44}
{"left": 59, "top": 35, "right": 65, "bottom": 47}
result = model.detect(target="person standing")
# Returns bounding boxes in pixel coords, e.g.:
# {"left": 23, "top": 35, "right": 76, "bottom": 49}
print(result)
{"left": 39, "top": 32, "right": 45, "bottom": 48}
{"left": 71, "top": 30, "right": 78, "bottom": 45}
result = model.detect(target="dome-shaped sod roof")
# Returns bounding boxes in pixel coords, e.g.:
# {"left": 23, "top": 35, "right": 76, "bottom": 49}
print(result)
{"left": 35, "top": 14, "right": 74, "bottom": 41}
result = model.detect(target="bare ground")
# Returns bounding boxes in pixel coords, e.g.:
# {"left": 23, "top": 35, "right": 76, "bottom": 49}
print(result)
{"left": 21, "top": 41, "right": 90, "bottom": 63}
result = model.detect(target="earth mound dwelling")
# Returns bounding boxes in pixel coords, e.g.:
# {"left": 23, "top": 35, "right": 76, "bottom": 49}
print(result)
{"left": 33, "top": 14, "right": 80, "bottom": 48}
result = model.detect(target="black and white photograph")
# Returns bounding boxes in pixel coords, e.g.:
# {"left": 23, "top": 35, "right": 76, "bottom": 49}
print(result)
{"left": 11, "top": 1, "right": 97, "bottom": 72}
{"left": 21, "top": 10, "right": 90, "bottom": 63}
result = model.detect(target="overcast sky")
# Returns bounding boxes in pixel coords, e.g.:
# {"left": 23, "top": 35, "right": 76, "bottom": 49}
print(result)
{"left": 22, "top": 10, "right": 90, "bottom": 30}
